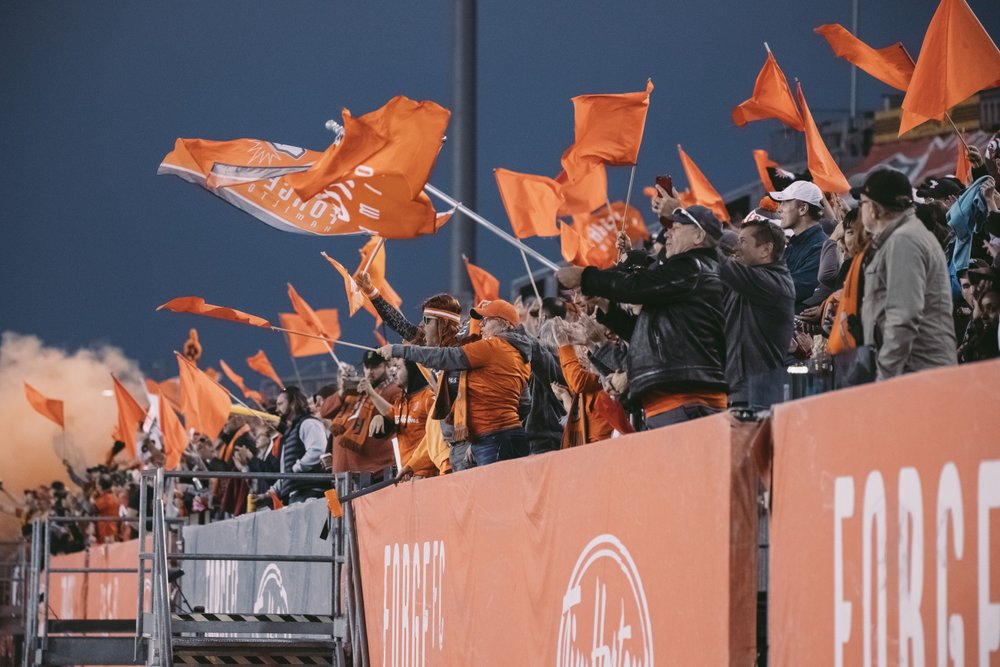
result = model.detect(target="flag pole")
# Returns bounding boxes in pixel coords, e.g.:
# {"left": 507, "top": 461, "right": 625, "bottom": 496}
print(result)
{"left": 270, "top": 326, "right": 377, "bottom": 352}
{"left": 618, "top": 165, "right": 638, "bottom": 234}
{"left": 360, "top": 238, "right": 385, "bottom": 275}
{"left": 518, "top": 250, "right": 544, "bottom": 305}
{"left": 424, "top": 183, "right": 560, "bottom": 271}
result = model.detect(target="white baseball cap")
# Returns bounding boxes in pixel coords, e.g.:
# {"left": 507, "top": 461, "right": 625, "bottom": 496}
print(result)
{"left": 768, "top": 180, "right": 824, "bottom": 206}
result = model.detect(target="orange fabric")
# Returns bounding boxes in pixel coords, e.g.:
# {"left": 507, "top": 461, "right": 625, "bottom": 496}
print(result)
{"left": 217, "top": 359, "right": 267, "bottom": 406}
{"left": 403, "top": 415, "right": 451, "bottom": 476}
{"left": 355, "top": 237, "right": 403, "bottom": 320}
{"left": 279, "top": 310, "right": 341, "bottom": 357}
{"left": 568, "top": 202, "right": 648, "bottom": 269}
{"left": 561, "top": 79, "right": 654, "bottom": 180}
{"left": 373, "top": 325, "right": 388, "bottom": 347}
{"left": 814, "top": 24, "right": 914, "bottom": 92}
{"left": 94, "top": 492, "right": 124, "bottom": 543}
{"left": 392, "top": 387, "right": 435, "bottom": 473}
{"left": 677, "top": 145, "right": 730, "bottom": 222}
{"left": 827, "top": 250, "right": 866, "bottom": 355}
{"left": 287, "top": 283, "right": 335, "bottom": 337}
{"left": 324, "top": 488, "right": 344, "bottom": 518}
{"left": 158, "top": 137, "right": 445, "bottom": 239}
{"left": 753, "top": 150, "right": 779, "bottom": 192}
{"left": 560, "top": 220, "right": 590, "bottom": 268}
{"left": 557, "top": 346, "right": 614, "bottom": 447}
{"left": 731, "top": 52, "right": 804, "bottom": 130}
{"left": 331, "top": 384, "right": 403, "bottom": 473}
{"left": 797, "top": 83, "right": 851, "bottom": 193}
{"left": 221, "top": 424, "right": 250, "bottom": 463}
{"left": 24, "top": 382, "right": 64, "bottom": 429}
{"left": 899, "top": 0, "right": 1000, "bottom": 135}
{"left": 460, "top": 337, "right": 532, "bottom": 438}
{"left": 555, "top": 163, "right": 607, "bottom": 216}
{"left": 463, "top": 258, "right": 500, "bottom": 304}
{"left": 159, "top": 399, "right": 188, "bottom": 471}
{"left": 246, "top": 350, "right": 284, "bottom": 388}
{"left": 287, "top": 96, "right": 450, "bottom": 202}
{"left": 156, "top": 296, "right": 270, "bottom": 328}
{"left": 642, "top": 389, "right": 727, "bottom": 419}
{"left": 955, "top": 139, "right": 972, "bottom": 185}
{"left": 321, "top": 254, "right": 366, "bottom": 316}
{"left": 176, "top": 353, "right": 230, "bottom": 439}
{"left": 111, "top": 376, "right": 146, "bottom": 457}
{"left": 494, "top": 168, "right": 563, "bottom": 238}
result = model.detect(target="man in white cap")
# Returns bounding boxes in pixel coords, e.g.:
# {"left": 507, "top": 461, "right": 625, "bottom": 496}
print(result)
{"left": 769, "top": 180, "right": 830, "bottom": 313}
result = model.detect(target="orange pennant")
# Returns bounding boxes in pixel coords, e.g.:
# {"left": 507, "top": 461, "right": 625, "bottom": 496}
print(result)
{"left": 279, "top": 311, "right": 342, "bottom": 357}
{"left": 218, "top": 359, "right": 265, "bottom": 404}
{"left": 562, "top": 80, "right": 654, "bottom": 180}
{"left": 176, "top": 353, "right": 231, "bottom": 439}
{"left": 899, "top": 0, "right": 1000, "bottom": 135}
{"left": 24, "top": 383, "right": 64, "bottom": 429}
{"left": 111, "top": 376, "right": 146, "bottom": 457}
{"left": 815, "top": 24, "right": 914, "bottom": 92}
{"left": 555, "top": 163, "right": 608, "bottom": 216}
{"left": 355, "top": 237, "right": 402, "bottom": 320}
{"left": 321, "top": 254, "right": 366, "bottom": 316}
{"left": 677, "top": 146, "right": 730, "bottom": 222}
{"left": 159, "top": 399, "right": 188, "bottom": 471}
{"left": 753, "top": 150, "right": 779, "bottom": 192}
{"left": 732, "top": 52, "right": 804, "bottom": 131}
{"left": 246, "top": 350, "right": 283, "bottom": 388}
{"left": 955, "top": 139, "right": 972, "bottom": 185}
{"left": 797, "top": 83, "right": 851, "bottom": 193}
{"left": 494, "top": 168, "right": 563, "bottom": 238}
{"left": 463, "top": 257, "right": 501, "bottom": 304}
{"left": 157, "top": 297, "right": 271, "bottom": 328}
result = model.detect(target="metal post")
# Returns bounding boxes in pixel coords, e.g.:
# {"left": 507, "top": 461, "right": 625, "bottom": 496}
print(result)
{"left": 42, "top": 518, "right": 51, "bottom": 652}
{"left": 344, "top": 502, "right": 369, "bottom": 667}
{"left": 135, "top": 472, "right": 147, "bottom": 660}
{"left": 450, "top": 0, "right": 477, "bottom": 305}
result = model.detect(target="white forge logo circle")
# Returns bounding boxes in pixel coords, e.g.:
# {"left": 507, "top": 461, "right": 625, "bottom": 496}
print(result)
{"left": 254, "top": 564, "right": 290, "bottom": 615}
{"left": 556, "top": 534, "right": 653, "bottom": 667}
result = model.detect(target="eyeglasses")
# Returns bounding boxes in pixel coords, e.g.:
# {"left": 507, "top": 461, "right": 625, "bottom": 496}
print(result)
{"left": 528, "top": 310, "right": 540, "bottom": 318}
{"left": 422, "top": 316, "right": 437, "bottom": 325}
{"left": 672, "top": 207, "right": 705, "bottom": 233}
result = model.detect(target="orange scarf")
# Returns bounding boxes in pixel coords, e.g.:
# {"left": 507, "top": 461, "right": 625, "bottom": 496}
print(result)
{"left": 828, "top": 250, "right": 866, "bottom": 355}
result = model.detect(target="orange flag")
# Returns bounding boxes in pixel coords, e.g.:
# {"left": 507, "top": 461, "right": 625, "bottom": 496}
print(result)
{"left": 321, "top": 254, "right": 366, "bottom": 316}
{"left": 287, "top": 283, "right": 335, "bottom": 337}
{"left": 111, "top": 376, "right": 146, "bottom": 456}
{"left": 176, "top": 353, "right": 231, "bottom": 439}
{"left": 560, "top": 221, "right": 590, "bottom": 267}
{"left": 494, "top": 168, "right": 563, "bottom": 238}
{"left": 732, "top": 52, "right": 804, "bottom": 131}
{"left": 288, "top": 96, "right": 450, "bottom": 202}
{"left": 159, "top": 399, "right": 188, "bottom": 471}
{"left": 753, "top": 150, "right": 779, "bottom": 191}
{"left": 562, "top": 80, "right": 654, "bottom": 180}
{"left": 354, "top": 237, "right": 403, "bottom": 320}
{"left": 24, "top": 383, "right": 64, "bottom": 429}
{"left": 219, "top": 359, "right": 266, "bottom": 405}
{"left": 815, "top": 24, "right": 914, "bottom": 92}
{"left": 555, "top": 164, "right": 608, "bottom": 216}
{"left": 569, "top": 202, "right": 648, "bottom": 269}
{"left": 463, "top": 257, "right": 500, "bottom": 304}
{"left": 797, "top": 83, "right": 851, "bottom": 193}
{"left": 677, "top": 146, "right": 730, "bottom": 222}
{"left": 157, "top": 297, "right": 271, "bottom": 328}
{"left": 279, "top": 311, "right": 342, "bottom": 357}
{"left": 899, "top": 0, "right": 1000, "bottom": 136}
{"left": 955, "top": 139, "right": 972, "bottom": 185}
{"left": 247, "top": 350, "right": 284, "bottom": 388}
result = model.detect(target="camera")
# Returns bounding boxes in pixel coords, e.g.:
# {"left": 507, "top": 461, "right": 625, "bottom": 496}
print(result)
{"left": 342, "top": 377, "right": 362, "bottom": 395}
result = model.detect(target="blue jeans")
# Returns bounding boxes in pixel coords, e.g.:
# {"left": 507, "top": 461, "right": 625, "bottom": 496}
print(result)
{"left": 644, "top": 403, "right": 722, "bottom": 430}
{"left": 470, "top": 428, "right": 529, "bottom": 466}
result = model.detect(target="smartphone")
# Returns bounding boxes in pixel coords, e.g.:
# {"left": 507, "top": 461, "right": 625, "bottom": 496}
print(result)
{"left": 655, "top": 175, "right": 674, "bottom": 196}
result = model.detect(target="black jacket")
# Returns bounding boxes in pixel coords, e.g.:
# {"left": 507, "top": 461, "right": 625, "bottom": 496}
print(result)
{"left": 581, "top": 246, "right": 728, "bottom": 399}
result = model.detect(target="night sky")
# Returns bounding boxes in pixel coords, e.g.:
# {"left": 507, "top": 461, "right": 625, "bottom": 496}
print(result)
{"left": 3, "top": 0, "right": 997, "bottom": 383}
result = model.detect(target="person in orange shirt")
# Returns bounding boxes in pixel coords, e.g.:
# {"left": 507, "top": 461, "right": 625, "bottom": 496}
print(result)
{"left": 551, "top": 319, "right": 615, "bottom": 447}
{"left": 363, "top": 359, "right": 437, "bottom": 477}
{"left": 93, "top": 477, "right": 124, "bottom": 544}
{"left": 378, "top": 299, "right": 532, "bottom": 469}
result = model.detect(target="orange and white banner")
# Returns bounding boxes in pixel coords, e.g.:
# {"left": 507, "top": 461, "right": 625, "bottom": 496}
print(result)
{"left": 770, "top": 359, "right": 1000, "bottom": 666}
{"left": 354, "top": 413, "right": 759, "bottom": 665}
{"left": 46, "top": 538, "right": 148, "bottom": 622}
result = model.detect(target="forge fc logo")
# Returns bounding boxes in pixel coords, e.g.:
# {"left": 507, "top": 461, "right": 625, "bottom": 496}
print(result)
{"left": 557, "top": 534, "right": 653, "bottom": 667}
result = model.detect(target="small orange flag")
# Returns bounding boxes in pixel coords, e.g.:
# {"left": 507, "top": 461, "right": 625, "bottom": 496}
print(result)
{"left": 797, "top": 83, "right": 851, "bottom": 193}
{"left": 219, "top": 359, "right": 264, "bottom": 404}
{"left": 247, "top": 350, "right": 284, "bottom": 388}
{"left": 24, "top": 383, "right": 64, "bottom": 429}
{"left": 287, "top": 283, "right": 335, "bottom": 337}
{"left": 677, "top": 145, "right": 730, "bottom": 222}
{"left": 355, "top": 237, "right": 403, "bottom": 321}
{"left": 555, "top": 163, "right": 608, "bottom": 216}
{"left": 562, "top": 80, "right": 654, "bottom": 180}
{"left": 753, "top": 150, "right": 779, "bottom": 192}
{"left": 899, "top": 0, "right": 1000, "bottom": 136}
{"left": 176, "top": 353, "right": 231, "bottom": 439}
{"left": 732, "top": 52, "right": 804, "bottom": 131}
{"left": 157, "top": 297, "right": 270, "bottom": 328}
{"left": 324, "top": 488, "right": 344, "bottom": 518}
{"left": 159, "top": 399, "right": 188, "bottom": 471}
{"left": 463, "top": 257, "right": 500, "bottom": 304}
{"left": 560, "top": 221, "right": 591, "bottom": 268}
{"left": 279, "top": 311, "right": 342, "bottom": 357}
{"left": 569, "top": 202, "right": 648, "bottom": 269}
{"left": 955, "top": 139, "right": 972, "bottom": 185}
{"left": 494, "top": 168, "right": 563, "bottom": 238}
{"left": 111, "top": 376, "right": 146, "bottom": 457}
{"left": 321, "top": 254, "right": 367, "bottom": 316}
{"left": 815, "top": 24, "right": 914, "bottom": 92}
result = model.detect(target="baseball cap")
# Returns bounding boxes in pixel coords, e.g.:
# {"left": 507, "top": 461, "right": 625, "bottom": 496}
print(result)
{"left": 915, "top": 176, "right": 963, "bottom": 200}
{"left": 670, "top": 205, "right": 724, "bottom": 240}
{"left": 850, "top": 168, "right": 913, "bottom": 209}
{"left": 470, "top": 299, "right": 520, "bottom": 326}
{"left": 768, "top": 180, "right": 824, "bottom": 206}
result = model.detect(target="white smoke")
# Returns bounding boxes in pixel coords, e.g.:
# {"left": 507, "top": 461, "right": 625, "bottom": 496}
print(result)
{"left": 0, "top": 332, "right": 144, "bottom": 540}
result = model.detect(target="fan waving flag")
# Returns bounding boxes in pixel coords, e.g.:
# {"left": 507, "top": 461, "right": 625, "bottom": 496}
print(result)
{"left": 279, "top": 311, "right": 342, "bottom": 357}
{"left": 246, "top": 350, "right": 284, "bottom": 388}
{"left": 157, "top": 297, "right": 271, "bottom": 328}
{"left": 815, "top": 24, "right": 914, "bottom": 92}
{"left": 797, "top": 83, "right": 851, "bottom": 193}
{"left": 732, "top": 52, "right": 804, "bottom": 131}
{"left": 463, "top": 257, "right": 500, "bottom": 304}
{"left": 176, "top": 353, "right": 231, "bottom": 439}
{"left": 354, "top": 237, "right": 402, "bottom": 320}
{"left": 677, "top": 146, "right": 730, "bottom": 222}
{"left": 24, "top": 383, "right": 64, "bottom": 429}
{"left": 321, "top": 254, "right": 367, "bottom": 316}
{"left": 111, "top": 376, "right": 147, "bottom": 457}
{"left": 494, "top": 168, "right": 563, "bottom": 238}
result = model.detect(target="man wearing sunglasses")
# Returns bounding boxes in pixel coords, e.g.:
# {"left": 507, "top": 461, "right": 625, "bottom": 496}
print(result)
{"left": 556, "top": 205, "right": 728, "bottom": 430}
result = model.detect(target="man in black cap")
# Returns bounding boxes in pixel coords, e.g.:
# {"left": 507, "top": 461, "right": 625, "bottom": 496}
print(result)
{"left": 853, "top": 168, "right": 956, "bottom": 379}
{"left": 556, "top": 205, "right": 727, "bottom": 429}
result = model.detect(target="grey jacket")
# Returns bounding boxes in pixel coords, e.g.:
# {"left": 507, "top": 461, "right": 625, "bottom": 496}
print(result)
{"left": 861, "top": 211, "right": 957, "bottom": 379}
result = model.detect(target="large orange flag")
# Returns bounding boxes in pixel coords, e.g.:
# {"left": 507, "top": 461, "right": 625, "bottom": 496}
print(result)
{"left": 562, "top": 80, "right": 654, "bottom": 180}
{"left": 159, "top": 399, "right": 187, "bottom": 471}
{"left": 463, "top": 257, "right": 500, "bottom": 304}
{"left": 494, "top": 168, "right": 563, "bottom": 238}
{"left": 815, "top": 24, "right": 914, "bottom": 92}
{"left": 247, "top": 350, "right": 284, "bottom": 388}
{"left": 287, "top": 283, "right": 335, "bottom": 337}
{"left": 732, "top": 52, "right": 804, "bottom": 131}
{"left": 354, "top": 237, "right": 403, "bottom": 320}
{"left": 159, "top": 137, "right": 446, "bottom": 239}
{"left": 753, "top": 150, "right": 779, "bottom": 192}
{"left": 677, "top": 146, "right": 730, "bottom": 222}
{"left": 176, "top": 353, "right": 231, "bottom": 439}
{"left": 111, "top": 376, "right": 146, "bottom": 456}
{"left": 218, "top": 359, "right": 266, "bottom": 405}
{"left": 279, "top": 311, "right": 342, "bottom": 357}
{"left": 288, "top": 96, "right": 451, "bottom": 201}
{"left": 157, "top": 297, "right": 271, "bottom": 328}
{"left": 797, "top": 83, "right": 851, "bottom": 193}
{"left": 569, "top": 202, "right": 648, "bottom": 269}
{"left": 555, "top": 164, "right": 608, "bottom": 216}
{"left": 899, "top": 0, "right": 1000, "bottom": 135}
{"left": 24, "top": 383, "right": 64, "bottom": 429}
{"left": 321, "top": 254, "right": 367, "bottom": 316}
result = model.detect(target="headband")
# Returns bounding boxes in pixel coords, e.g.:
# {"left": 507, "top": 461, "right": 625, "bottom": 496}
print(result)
{"left": 423, "top": 307, "right": 461, "bottom": 323}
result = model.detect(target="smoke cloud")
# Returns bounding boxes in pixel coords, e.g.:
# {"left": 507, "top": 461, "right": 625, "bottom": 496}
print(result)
{"left": 0, "top": 332, "right": 144, "bottom": 540}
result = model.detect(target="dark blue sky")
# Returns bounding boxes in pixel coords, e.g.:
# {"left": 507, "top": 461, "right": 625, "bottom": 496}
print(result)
{"left": 3, "top": 1, "right": 996, "bottom": 383}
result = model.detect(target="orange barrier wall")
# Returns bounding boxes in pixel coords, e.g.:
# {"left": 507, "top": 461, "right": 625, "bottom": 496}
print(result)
{"left": 354, "top": 412, "right": 760, "bottom": 666}
{"left": 770, "top": 359, "right": 1000, "bottom": 666}
{"left": 47, "top": 538, "right": 145, "bottom": 621}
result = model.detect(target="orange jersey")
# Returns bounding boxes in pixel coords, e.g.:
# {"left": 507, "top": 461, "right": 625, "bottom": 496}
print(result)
{"left": 642, "top": 389, "right": 727, "bottom": 419}
{"left": 462, "top": 337, "right": 531, "bottom": 437}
